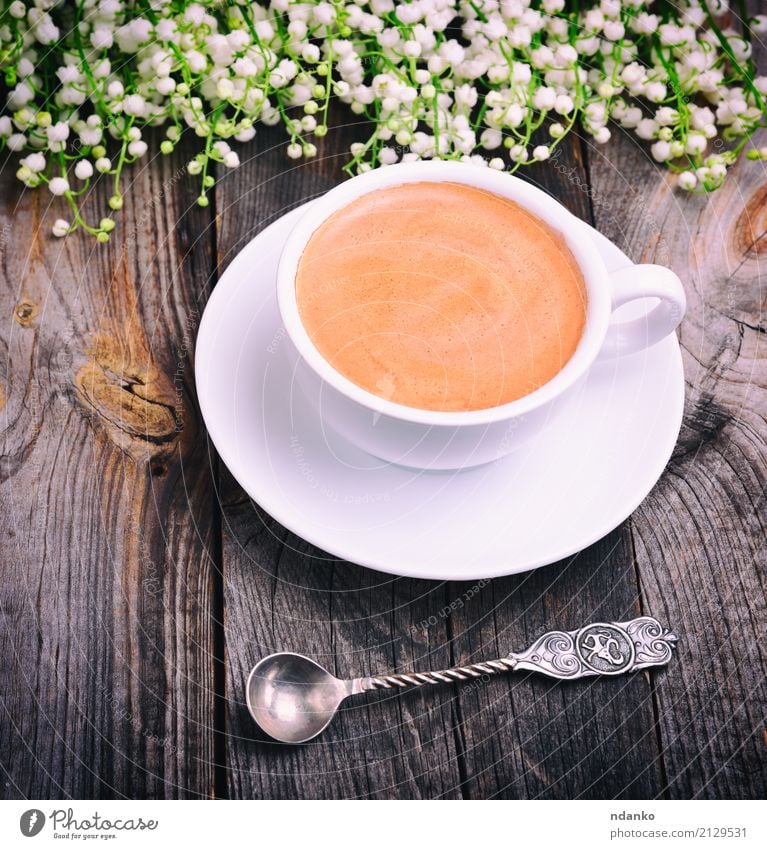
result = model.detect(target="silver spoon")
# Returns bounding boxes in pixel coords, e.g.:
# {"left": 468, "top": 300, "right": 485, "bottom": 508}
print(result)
{"left": 246, "top": 616, "right": 677, "bottom": 744}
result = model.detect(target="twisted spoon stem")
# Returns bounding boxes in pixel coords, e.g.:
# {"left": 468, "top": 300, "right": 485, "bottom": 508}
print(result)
{"left": 358, "top": 658, "right": 517, "bottom": 692}
{"left": 352, "top": 616, "right": 677, "bottom": 695}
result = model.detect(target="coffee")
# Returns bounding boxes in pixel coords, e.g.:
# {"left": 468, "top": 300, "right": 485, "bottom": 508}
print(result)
{"left": 295, "top": 181, "right": 587, "bottom": 412}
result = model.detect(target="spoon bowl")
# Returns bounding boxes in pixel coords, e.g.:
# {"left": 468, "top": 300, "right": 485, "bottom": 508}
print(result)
{"left": 246, "top": 652, "right": 350, "bottom": 744}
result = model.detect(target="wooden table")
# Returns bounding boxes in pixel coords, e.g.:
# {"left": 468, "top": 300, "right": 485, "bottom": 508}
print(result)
{"left": 1, "top": 105, "right": 765, "bottom": 799}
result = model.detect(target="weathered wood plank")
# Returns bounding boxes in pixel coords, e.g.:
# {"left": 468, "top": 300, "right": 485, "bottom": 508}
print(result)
{"left": 587, "top": 115, "right": 767, "bottom": 796}
{"left": 0, "top": 141, "right": 219, "bottom": 798}
{"left": 216, "top": 115, "right": 470, "bottom": 799}
{"left": 446, "top": 532, "right": 666, "bottom": 799}
{"left": 0, "top": 10, "right": 762, "bottom": 801}
{"left": 437, "top": 134, "right": 663, "bottom": 800}
{"left": 221, "top": 493, "right": 466, "bottom": 799}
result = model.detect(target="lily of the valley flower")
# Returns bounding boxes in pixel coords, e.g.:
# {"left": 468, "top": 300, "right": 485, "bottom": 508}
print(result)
{"left": 0, "top": 0, "right": 764, "bottom": 238}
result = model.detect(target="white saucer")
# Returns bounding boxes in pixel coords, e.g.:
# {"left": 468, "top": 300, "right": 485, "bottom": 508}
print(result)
{"left": 196, "top": 204, "right": 684, "bottom": 581}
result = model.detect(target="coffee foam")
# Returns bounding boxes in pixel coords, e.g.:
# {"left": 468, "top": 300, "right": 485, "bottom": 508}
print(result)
{"left": 296, "top": 182, "right": 587, "bottom": 412}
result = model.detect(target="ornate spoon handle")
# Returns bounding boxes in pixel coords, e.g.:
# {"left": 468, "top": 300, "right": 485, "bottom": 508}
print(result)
{"left": 353, "top": 616, "right": 677, "bottom": 693}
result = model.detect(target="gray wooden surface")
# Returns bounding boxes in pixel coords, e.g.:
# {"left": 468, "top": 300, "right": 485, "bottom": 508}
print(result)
{"left": 1, "top": 112, "right": 765, "bottom": 799}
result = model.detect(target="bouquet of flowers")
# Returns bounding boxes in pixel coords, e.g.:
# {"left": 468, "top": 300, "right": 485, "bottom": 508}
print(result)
{"left": 1, "top": 0, "right": 765, "bottom": 239}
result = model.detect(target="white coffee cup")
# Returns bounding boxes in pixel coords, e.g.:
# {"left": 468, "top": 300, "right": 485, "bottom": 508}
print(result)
{"left": 277, "top": 160, "right": 686, "bottom": 470}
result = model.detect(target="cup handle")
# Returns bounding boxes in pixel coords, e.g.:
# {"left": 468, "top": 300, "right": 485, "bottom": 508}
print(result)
{"left": 599, "top": 264, "right": 686, "bottom": 359}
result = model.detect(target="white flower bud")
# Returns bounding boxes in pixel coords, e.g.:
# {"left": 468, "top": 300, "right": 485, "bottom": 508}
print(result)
{"left": 509, "top": 144, "right": 529, "bottom": 163}
{"left": 685, "top": 134, "right": 707, "bottom": 155}
{"left": 217, "top": 78, "right": 235, "bottom": 99}
{"left": 678, "top": 171, "right": 697, "bottom": 191}
{"left": 74, "top": 160, "right": 94, "bottom": 180}
{"left": 635, "top": 119, "right": 658, "bottom": 140}
{"left": 633, "top": 12, "right": 659, "bottom": 35}
{"left": 533, "top": 87, "right": 557, "bottom": 111}
{"left": 555, "top": 44, "right": 578, "bottom": 65}
{"left": 46, "top": 121, "right": 70, "bottom": 143}
{"left": 651, "top": 140, "right": 672, "bottom": 162}
{"left": 156, "top": 77, "right": 176, "bottom": 96}
{"left": 123, "top": 94, "right": 146, "bottom": 116}
{"left": 91, "top": 26, "right": 114, "bottom": 50}
{"left": 7, "top": 133, "right": 26, "bottom": 151}
{"left": 379, "top": 147, "right": 398, "bottom": 166}
{"left": 48, "top": 177, "right": 69, "bottom": 195}
{"left": 498, "top": 104, "right": 520, "bottom": 128}
{"left": 585, "top": 10, "right": 604, "bottom": 31}
{"left": 404, "top": 41, "right": 421, "bottom": 58}
{"left": 480, "top": 128, "right": 502, "bottom": 150}
{"left": 22, "top": 152, "right": 46, "bottom": 173}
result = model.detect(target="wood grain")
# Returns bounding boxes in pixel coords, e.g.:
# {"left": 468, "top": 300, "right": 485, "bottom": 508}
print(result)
{"left": 1, "top": 42, "right": 765, "bottom": 798}
{"left": 442, "top": 132, "right": 664, "bottom": 800}
{"left": 576, "top": 4, "right": 767, "bottom": 798}
{"left": 215, "top": 113, "right": 468, "bottom": 799}
{"left": 0, "top": 140, "right": 219, "bottom": 798}
{"left": 586, "top": 123, "right": 767, "bottom": 797}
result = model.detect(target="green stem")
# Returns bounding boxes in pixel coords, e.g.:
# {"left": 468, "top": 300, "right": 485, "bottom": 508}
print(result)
{"left": 73, "top": 0, "right": 109, "bottom": 116}
{"left": 200, "top": 104, "right": 225, "bottom": 196}
{"left": 702, "top": 0, "right": 765, "bottom": 113}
